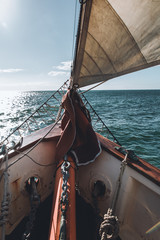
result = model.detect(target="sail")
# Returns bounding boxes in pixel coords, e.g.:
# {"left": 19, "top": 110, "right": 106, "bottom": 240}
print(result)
{"left": 71, "top": 0, "right": 160, "bottom": 88}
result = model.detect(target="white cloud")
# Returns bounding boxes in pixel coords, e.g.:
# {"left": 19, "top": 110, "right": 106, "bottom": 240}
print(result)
{"left": 0, "top": 68, "right": 24, "bottom": 73}
{"left": 48, "top": 71, "right": 69, "bottom": 77}
{"left": 48, "top": 60, "right": 72, "bottom": 77}
{"left": 55, "top": 61, "right": 72, "bottom": 71}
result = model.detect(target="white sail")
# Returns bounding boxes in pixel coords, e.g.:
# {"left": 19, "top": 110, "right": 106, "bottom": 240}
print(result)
{"left": 72, "top": 0, "right": 160, "bottom": 88}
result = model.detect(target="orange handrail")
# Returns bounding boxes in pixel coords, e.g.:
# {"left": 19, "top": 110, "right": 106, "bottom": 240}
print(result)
{"left": 49, "top": 156, "right": 76, "bottom": 240}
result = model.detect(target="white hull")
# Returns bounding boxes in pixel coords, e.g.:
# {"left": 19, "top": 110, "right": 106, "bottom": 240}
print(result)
{"left": 77, "top": 148, "right": 160, "bottom": 239}
{"left": 0, "top": 125, "right": 59, "bottom": 235}
{"left": 0, "top": 126, "right": 160, "bottom": 239}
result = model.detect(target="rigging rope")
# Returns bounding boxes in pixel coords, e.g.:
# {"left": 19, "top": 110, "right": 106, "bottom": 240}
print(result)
{"left": 79, "top": 79, "right": 111, "bottom": 94}
{"left": 0, "top": 80, "right": 69, "bottom": 147}
{"left": 15, "top": 149, "right": 57, "bottom": 167}
{"left": 80, "top": 91, "right": 121, "bottom": 145}
{"left": 111, "top": 152, "right": 128, "bottom": 213}
{"left": 0, "top": 79, "right": 121, "bottom": 180}
{"left": 0, "top": 80, "right": 70, "bottom": 182}
{"left": 99, "top": 208, "right": 119, "bottom": 240}
{"left": 22, "top": 178, "right": 40, "bottom": 240}
{"left": 0, "top": 111, "right": 63, "bottom": 182}
{"left": 99, "top": 152, "right": 128, "bottom": 240}
{"left": 79, "top": 0, "right": 88, "bottom": 4}
{"left": 0, "top": 146, "right": 10, "bottom": 240}
{"left": 72, "top": 0, "right": 78, "bottom": 61}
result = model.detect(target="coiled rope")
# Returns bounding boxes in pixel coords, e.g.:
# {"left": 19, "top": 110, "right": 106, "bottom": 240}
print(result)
{"left": 99, "top": 208, "right": 119, "bottom": 240}
{"left": 0, "top": 145, "right": 10, "bottom": 240}
{"left": 99, "top": 152, "right": 128, "bottom": 239}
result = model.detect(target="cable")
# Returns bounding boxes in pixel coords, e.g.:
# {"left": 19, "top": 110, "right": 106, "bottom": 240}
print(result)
{"left": 0, "top": 113, "right": 63, "bottom": 182}
{"left": 79, "top": 0, "right": 88, "bottom": 4}
{"left": 0, "top": 80, "right": 69, "bottom": 146}
{"left": 72, "top": 0, "right": 78, "bottom": 61}
{"left": 15, "top": 150, "right": 57, "bottom": 167}
{"left": 79, "top": 79, "right": 110, "bottom": 95}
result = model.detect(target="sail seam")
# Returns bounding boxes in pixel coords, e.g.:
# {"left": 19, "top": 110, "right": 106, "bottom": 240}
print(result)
{"left": 78, "top": 60, "right": 160, "bottom": 88}
{"left": 81, "top": 64, "right": 92, "bottom": 75}
{"left": 84, "top": 50, "right": 104, "bottom": 74}
{"left": 87, "top": 32, "right": 117, "bottom": 72}
{"left": 106, "top": 0, "right": 147, "bottom": 64}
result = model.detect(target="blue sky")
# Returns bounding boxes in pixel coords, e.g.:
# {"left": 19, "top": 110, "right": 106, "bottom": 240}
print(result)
{"left": 0, "top": 0, "right": 160, "bottom": 91}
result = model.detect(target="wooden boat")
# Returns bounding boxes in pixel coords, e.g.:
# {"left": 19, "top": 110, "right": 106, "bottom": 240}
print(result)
{"left": 0, "top": 0, "right": 160, "bottom": 239}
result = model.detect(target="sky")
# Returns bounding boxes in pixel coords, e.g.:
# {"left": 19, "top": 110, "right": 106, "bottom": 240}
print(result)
{"left": 0, "top": 0, "right": 160, "bottom": 91}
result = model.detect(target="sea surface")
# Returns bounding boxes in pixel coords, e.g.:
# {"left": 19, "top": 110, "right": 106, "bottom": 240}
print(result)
{"left": 0, "top": 90, "right": 159, "bottom": 168}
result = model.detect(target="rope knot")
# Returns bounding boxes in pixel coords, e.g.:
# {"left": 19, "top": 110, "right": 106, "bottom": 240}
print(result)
{"left": 0, "top": 193, "right": 10, "bottom": 226}
{"left": 99, "top": 208, "right": 119, "bottom": 240}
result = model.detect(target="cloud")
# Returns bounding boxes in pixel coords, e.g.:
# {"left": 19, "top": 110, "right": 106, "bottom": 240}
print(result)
{"left": 0, "top": 68, "right": 24, "bottom": 73}
{"left": 55, "top": 61, "right": 72, "bottom": 71}
{"left": 48, "top": 71, "right": 69, "bottom": 77}
{"left": 48, "top": 60, "right": 72, "bottom": 77}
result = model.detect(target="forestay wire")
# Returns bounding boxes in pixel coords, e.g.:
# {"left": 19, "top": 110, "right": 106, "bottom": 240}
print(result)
{"left": 0, "top": 80, "right": 69, "bottom": 152}
{"left": 80, "top": 91, "right": 121, "bottom": 145}
{"left": 0, "top": 81, "right": 120, "bottom": 158}
{"left": 0, "top": 80, "right": 120, "bottom": 180}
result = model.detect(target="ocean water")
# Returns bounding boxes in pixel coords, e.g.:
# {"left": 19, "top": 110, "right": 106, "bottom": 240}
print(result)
{"left": 0, "top": 90, "right": 159, "bottom": 168}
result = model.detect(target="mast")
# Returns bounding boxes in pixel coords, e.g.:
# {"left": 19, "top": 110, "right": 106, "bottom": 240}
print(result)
{"left": 72, "top": 0, "right": 160, "bottom": 88}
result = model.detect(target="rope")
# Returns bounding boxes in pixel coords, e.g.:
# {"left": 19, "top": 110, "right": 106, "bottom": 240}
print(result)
{"left": 80, "top": 90, "right": 121, "bottom": 145}
{"left": 0, "top": 80, "right": 69, "bottom": 147}
{"left": 79, "top": 0, "right": 88, "bottom": 4}
{"left": 99, "top": 152, "right": 128, "bottom": 239}
{"left": 0, "top": 195, "right": 9, "bottom": 226}
{"left": 111, "top": 152, "right": 128, "bottom": 213}
{"left": 14, "top": 150, "right": 57, "bottom": 167}
{"left": 99, "top": 208, "right": 119, "bottom": 240}
{"left": 0, "top": 110, "right": 63, "bottom": 183}
{"left": 0, "top": 146, "right": 10, "bottom": 240}
{"left": 22, "top": 178, "right": 40, "bottom": 240}
{"left": 72, "top": 0, "right": 78, "bottom": 61}
{"left": 79, "top": 79, "right": 110, "bottom": 94}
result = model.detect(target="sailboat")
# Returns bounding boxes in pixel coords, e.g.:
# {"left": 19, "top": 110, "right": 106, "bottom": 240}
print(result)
{"left": 0, "top": 0, "right": 160, "bottom": 239}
